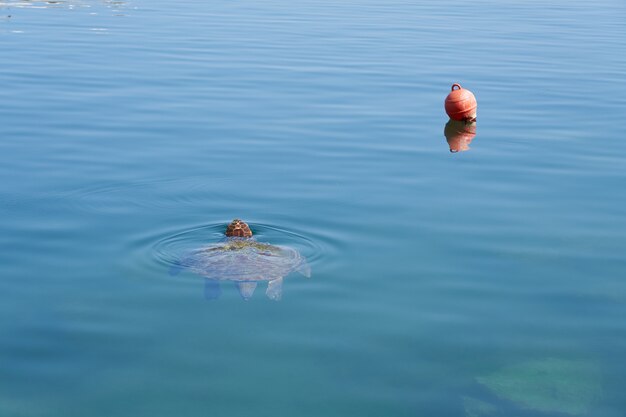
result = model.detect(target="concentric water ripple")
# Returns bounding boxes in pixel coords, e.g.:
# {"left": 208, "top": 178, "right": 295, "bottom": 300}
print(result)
{"left": 60, "top": 177, "right": 240, "bottom": 214}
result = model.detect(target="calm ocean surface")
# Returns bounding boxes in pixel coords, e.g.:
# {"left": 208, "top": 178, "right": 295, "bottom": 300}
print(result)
{"left": 1, "top": 1, "right": 626, "bottom": 416}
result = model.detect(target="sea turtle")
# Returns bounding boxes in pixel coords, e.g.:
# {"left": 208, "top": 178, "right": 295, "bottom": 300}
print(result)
{"left": 171, "top": 219, "right": 311, "bottom": 301}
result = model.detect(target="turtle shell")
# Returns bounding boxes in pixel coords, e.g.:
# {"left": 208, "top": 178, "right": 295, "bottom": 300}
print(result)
{"left": 173, "top": 238, "right": 311, "bottom": 300}
{"left": 181, "top": 238, "right": 310, "bottom": 281}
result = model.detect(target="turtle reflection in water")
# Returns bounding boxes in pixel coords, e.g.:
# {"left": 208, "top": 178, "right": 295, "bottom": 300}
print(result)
{"left": 172, "top": 219, "right": 311, "bottom": 300}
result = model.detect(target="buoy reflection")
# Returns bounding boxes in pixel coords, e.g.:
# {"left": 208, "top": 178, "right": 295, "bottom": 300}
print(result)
{"left": 444, "top": 119, "right": 476, "bottom": 153}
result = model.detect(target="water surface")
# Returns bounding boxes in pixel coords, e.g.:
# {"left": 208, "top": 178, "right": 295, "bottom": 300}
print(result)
{"left": 1, "top": 1, "right": 626, "bottom": 416}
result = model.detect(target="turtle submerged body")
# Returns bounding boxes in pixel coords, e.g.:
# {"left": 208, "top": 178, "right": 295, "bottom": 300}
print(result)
{"left": 173, "top": 219, "right": 311, "bottom": 301}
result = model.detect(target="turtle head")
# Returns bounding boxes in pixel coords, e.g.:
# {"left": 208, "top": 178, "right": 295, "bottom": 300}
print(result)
{"left": 225, "top": 219, "right": 253, "bottom": 238}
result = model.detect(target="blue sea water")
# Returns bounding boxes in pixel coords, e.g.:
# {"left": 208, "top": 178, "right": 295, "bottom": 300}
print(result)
{"left": 1, "top": 0, "right": 626, "bottom": 416}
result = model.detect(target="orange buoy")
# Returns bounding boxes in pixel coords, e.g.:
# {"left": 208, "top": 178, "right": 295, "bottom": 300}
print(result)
{"left": 444, "top": 83, "right": 477, "bottom": 121}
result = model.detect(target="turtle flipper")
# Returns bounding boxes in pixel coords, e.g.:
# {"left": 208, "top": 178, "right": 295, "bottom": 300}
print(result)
{"left": 296, "top": 261, "right": 311, "bottom": 278}
{"left": 266, "top": 277, "right": 283, "bottom": 301}
{"left": 203, "top": 279, "right": 222, "bottom": 300}
{"left": 236, "top": 281, "right": 257, "bottom": 301}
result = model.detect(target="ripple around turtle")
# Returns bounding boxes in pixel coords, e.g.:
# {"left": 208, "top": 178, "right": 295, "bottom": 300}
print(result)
{"left": 59, "top": 177, "right": 239, "bottom": 214}
{"left": 151, "top": 222, "right": 324, "bottom": 272}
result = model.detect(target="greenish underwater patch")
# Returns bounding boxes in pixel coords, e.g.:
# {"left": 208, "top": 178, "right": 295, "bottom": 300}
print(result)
{"left": 463, "top": 396, "right": 498, "bottom": 417}
{"left": 475, "top": 358, "right": 602, "bottom": 415}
